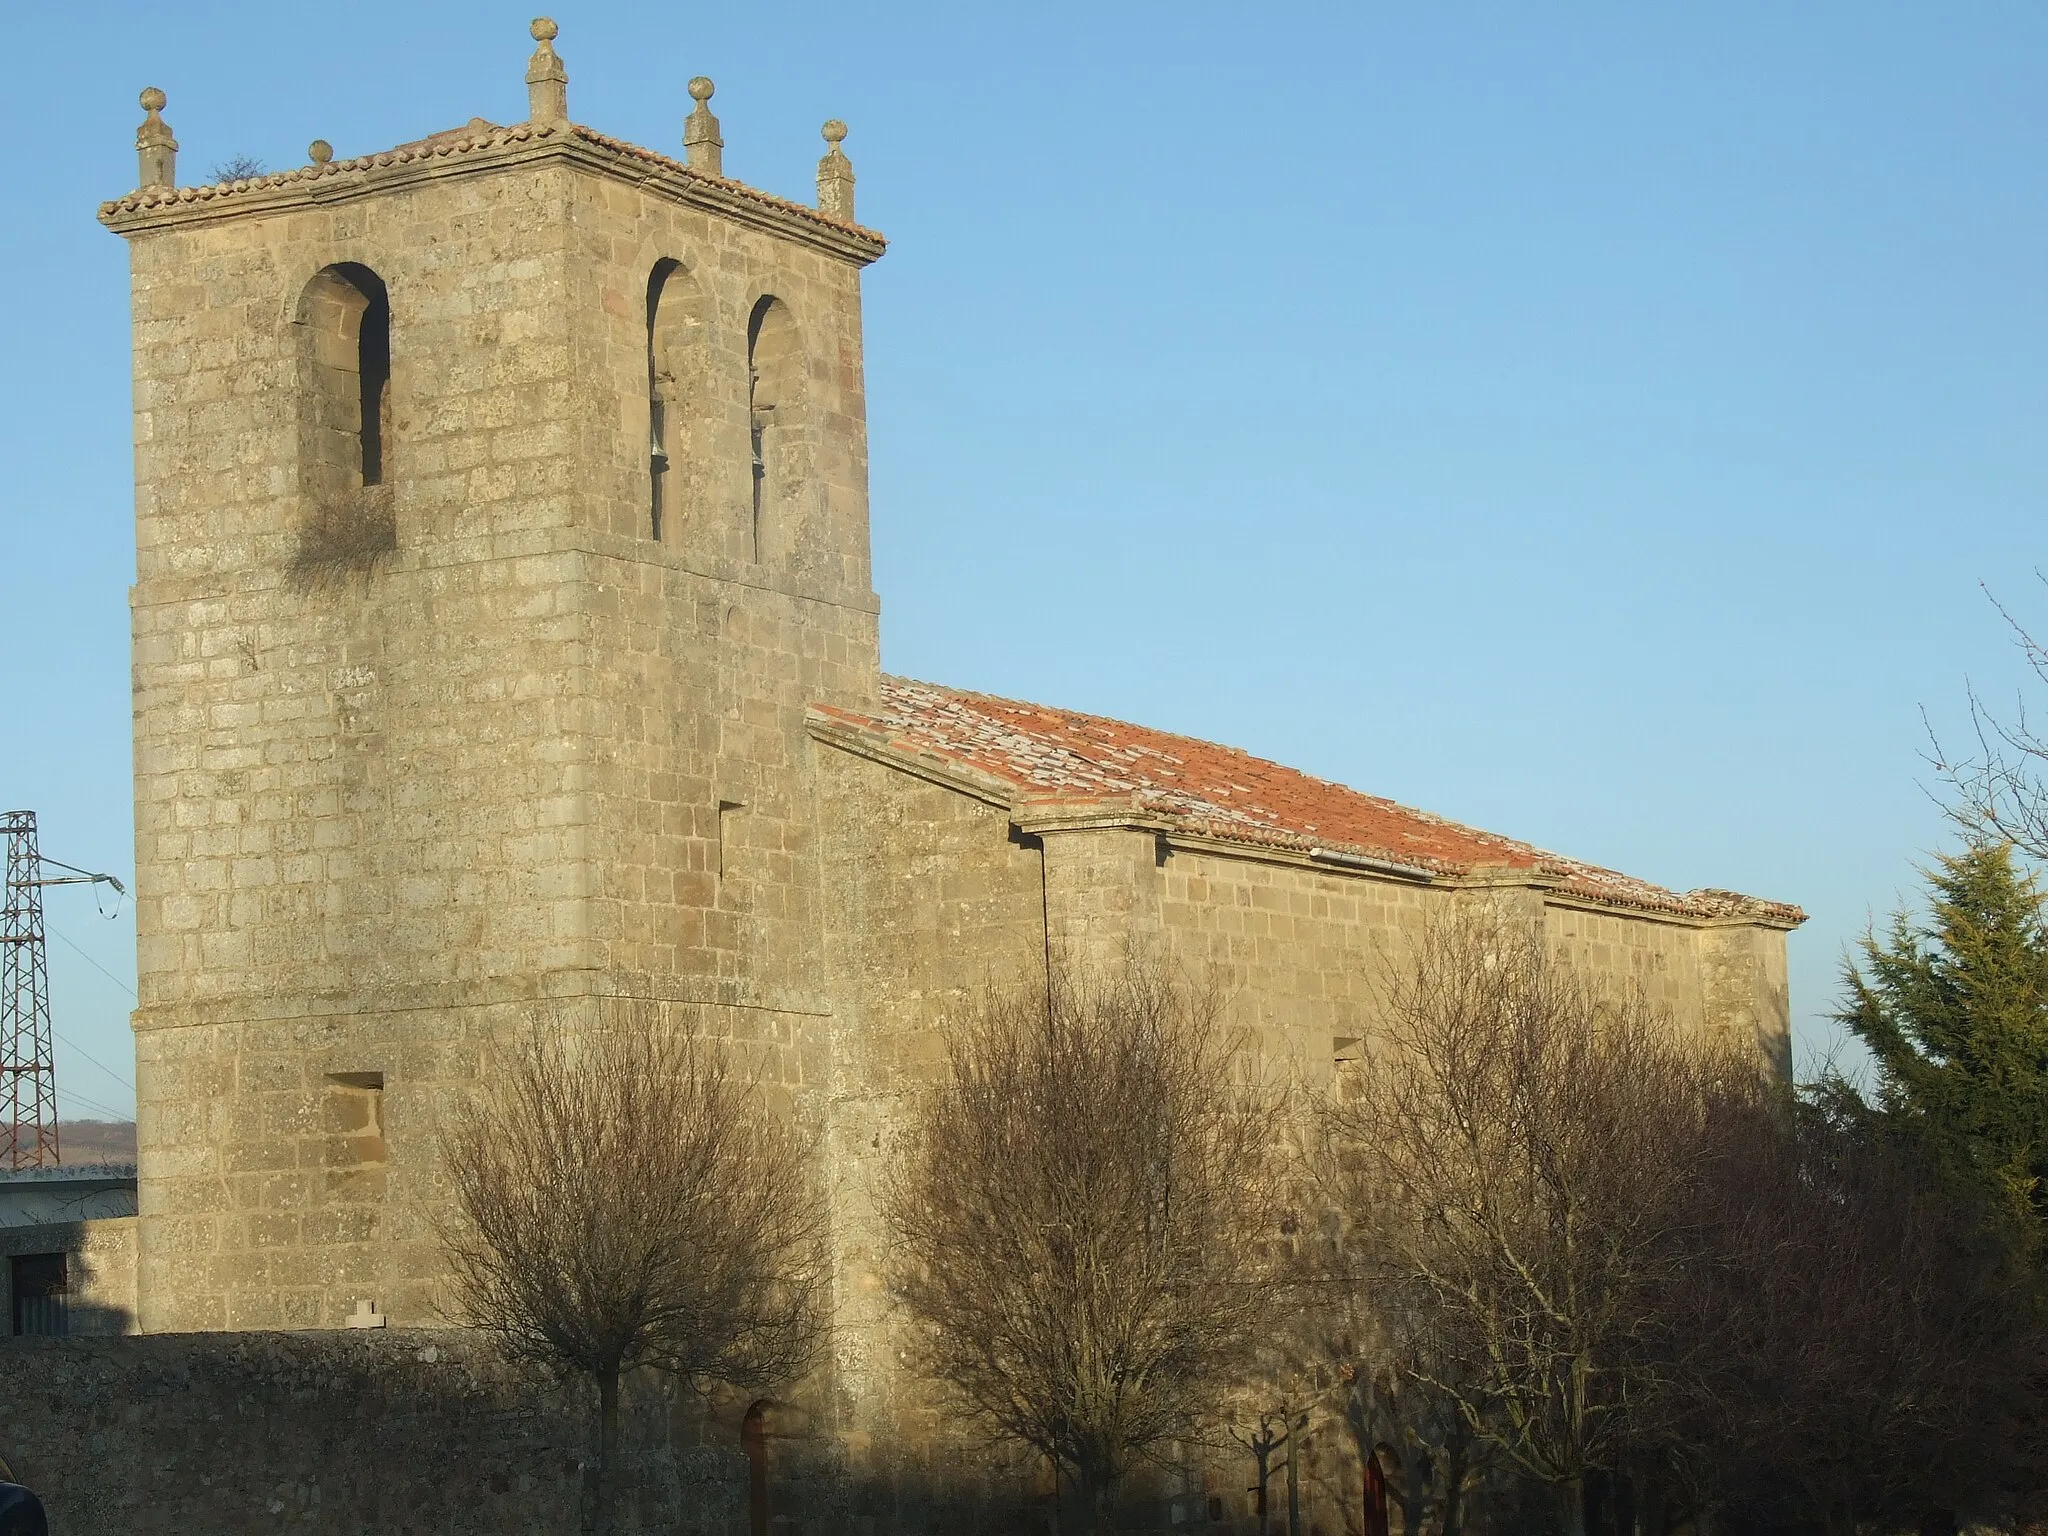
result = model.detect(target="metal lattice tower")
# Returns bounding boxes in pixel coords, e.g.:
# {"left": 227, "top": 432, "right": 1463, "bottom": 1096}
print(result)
{"left": 2, "top": 810, "right": 59, "bottom": 1169}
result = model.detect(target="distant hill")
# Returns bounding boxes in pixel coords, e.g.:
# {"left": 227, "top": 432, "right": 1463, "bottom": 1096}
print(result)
{"left": 56, "top": 1120, "right": 137, "bottom": 1164}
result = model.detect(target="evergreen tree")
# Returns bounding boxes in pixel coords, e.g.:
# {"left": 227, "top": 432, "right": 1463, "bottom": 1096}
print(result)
{"left": 1837, "top": 840, "right": 2048, "bottom": 1237}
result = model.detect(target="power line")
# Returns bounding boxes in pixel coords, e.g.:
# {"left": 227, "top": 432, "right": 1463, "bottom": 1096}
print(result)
{"left": 42, "top": 923, "right": 140, "bottom": 1093}
{"left": 52, "top": 1027, "right": 134, "bottom": 1095}
{"left": 39, "top": 920, "right": 141, "bottom": 1095}
{"left": 47, "top": 923, "right": 138, "bottom": 1002}
{"left": 58, "top": 1087, "right": 131, "bottom": 1123}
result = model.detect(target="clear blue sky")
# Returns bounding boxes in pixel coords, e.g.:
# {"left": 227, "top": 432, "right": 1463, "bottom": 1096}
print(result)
{"left": 4, "top": 3, "right": 2045, "bottom": 1120}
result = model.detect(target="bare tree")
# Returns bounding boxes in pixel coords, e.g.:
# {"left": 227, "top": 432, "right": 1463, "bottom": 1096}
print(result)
{"left": 1230, "top": 1409, "right": 1290, "bottom": 1536}
{"left": 1281, "top": 1221, "right": 1485, "bottom": 1536}
{"left": 209, "top": 153, "right": 266, "bottom": 181}
{"left": 1929, "top": 579, "right": 2048, "bottom": 860}
{"left": 885, "top": 955, "right": 1283, "bottom": 1532}
{"left": 1314, "top": 902, "right": 1728, "bottom": 1536}
{"left": 440, "top": 1011, "right": 825, "bottom": 1534}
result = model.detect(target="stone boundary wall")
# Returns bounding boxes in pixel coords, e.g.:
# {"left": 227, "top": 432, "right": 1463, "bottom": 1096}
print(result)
{"left": 0, "top": 1330, "right": 747, "bottom": 1535}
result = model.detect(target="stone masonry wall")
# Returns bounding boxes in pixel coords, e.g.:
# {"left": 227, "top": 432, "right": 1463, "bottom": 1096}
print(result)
{"left": 0, "top": 1328, "right": 1163, "bottom": 1536}
{"left": 0, "top": 1330, "right": 747, "bottom": 1535}
{"left": 815, "top": 747, "right": 1049, "bottom": 1504}
{"left": 564, "top": 164, "right": 881, "bottom": 1005}
{"left": 120, "top": 139, "right": 879, "bottom": 1334}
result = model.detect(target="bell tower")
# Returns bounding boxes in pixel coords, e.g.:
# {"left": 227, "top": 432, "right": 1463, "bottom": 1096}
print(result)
{"left": 101, "top": 20, "right": 884, "bottom": 1332}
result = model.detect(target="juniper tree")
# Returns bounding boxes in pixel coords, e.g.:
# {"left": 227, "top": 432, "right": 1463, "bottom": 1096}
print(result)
{"left": 1836, "top": 839, "right": 2048, "bottom": 1238}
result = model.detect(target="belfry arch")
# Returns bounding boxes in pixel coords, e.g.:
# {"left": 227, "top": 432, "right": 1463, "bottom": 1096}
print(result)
{"left": 295, "top": 262, "right": 391, "bottom": 498}
{"left": 289, "top": 261, "right": 397, "bottom": 578}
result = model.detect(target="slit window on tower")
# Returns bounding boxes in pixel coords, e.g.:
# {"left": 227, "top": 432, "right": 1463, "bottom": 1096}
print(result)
{"left": 358, "top": 280, "right": 390, "bottom": 485}
{"left": 745, "top": 296, "right": 800, "bottom": 563}
{"left": 646, "top": 259, "right": 679, "bottom": 540}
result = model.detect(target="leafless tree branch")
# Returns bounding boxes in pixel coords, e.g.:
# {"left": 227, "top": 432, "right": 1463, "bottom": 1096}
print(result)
{"left": 439, "top": 1007, "right": 825, "bottom": 1533}
{"left": 1926, "top": 576, "right": 2048, "bottom": 860}
{"left": 1310, "top": 902, "right": 1736, "bottom": 1536}
{"left": 885, "top": 953, "right": 1285, "bottom": 1532}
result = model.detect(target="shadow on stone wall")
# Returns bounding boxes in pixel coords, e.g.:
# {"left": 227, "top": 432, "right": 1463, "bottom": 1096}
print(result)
{"left": 0, "top": 1331, "right": 1224, "bottom": 1534}
{"left": 0, "top": 1330, "right": 735, "bottom": 1535}
{"left": 52, "top": 1301, "right": 134, "bottom": 1338}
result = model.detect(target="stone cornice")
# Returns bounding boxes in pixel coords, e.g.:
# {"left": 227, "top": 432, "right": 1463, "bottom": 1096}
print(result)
{"left": 128, "top": 535, "right": 885, "bottom": 617}
{"left": 131, "top": 968, "right": 834, "bottom": 1034}
{"left": 1011, "top": 797, "right": 1176, "bottom": 838}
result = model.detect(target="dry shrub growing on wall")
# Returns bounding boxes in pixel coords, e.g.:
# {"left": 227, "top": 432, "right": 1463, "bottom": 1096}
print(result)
{"left": 440, "top": 1011, "right": 826, "bottom": 1536}
{"left": 287, "top": 484, "right": 396, "bottom": 588}
{"left": 886, "top": 954, "right": 1285, "bottom": 1534}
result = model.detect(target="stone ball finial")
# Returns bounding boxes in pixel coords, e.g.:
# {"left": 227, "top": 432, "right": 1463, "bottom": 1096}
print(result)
{"left": 526, "top": 15, "right": 569, "bottom": 125}
{"left": 136, "top": 86, "right": 177, "bottom": 189}
{"left": 683, "top": 77, "right": 723, "bottom": 174}
{"left": 309, "top": 139, "right": 334, "bottom": 165}
{"left": 817, "top": 119, "right": 855, "bottom": 221}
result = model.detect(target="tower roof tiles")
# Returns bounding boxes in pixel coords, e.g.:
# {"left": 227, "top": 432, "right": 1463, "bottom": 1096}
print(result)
{"left": 98, "top": 119, "right": 886, "bottom": 254}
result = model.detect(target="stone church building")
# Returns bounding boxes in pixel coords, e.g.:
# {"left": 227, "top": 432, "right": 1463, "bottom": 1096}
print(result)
{"left": 98, "top": 20, "right": 1800, "bottom": 1527}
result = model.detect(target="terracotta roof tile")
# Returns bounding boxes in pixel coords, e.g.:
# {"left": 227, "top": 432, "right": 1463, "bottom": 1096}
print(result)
{"left": 813, "top": 678, "right": 1804, "bottom": 927}
{"left": 99, "top": 120, "right": 886, "bottom": 248}
{"left": 100, "top": 120, "right": 552, "bottom": 216}
{"left": 569, "top": 125, "right": 884, "bottom": 242}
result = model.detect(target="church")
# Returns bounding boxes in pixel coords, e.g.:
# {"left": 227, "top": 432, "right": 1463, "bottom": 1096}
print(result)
{"left": 98, "top": 18, "right": 1800, "bottom": 1524}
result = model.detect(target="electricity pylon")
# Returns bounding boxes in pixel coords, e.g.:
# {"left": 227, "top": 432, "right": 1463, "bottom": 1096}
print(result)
{"left": 1, "top": 811, "right": 125, "bottom": 1169}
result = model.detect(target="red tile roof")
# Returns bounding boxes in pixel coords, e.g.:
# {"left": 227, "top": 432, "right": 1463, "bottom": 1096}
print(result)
{"left": 811, "top": 678, "right": 1803, "bottom": 927}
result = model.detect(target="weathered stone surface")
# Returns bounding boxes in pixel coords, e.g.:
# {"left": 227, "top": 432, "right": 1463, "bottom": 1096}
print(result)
{"left": 109, "top": 121, "right": 880, "bottom": 1337}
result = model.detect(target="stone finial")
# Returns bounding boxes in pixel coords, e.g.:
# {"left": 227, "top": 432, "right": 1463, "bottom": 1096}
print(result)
{"left": 309, "top": 139, "right": 334, "bottom": 166}
{"left": 525, "top": 17, "right": 569, "bottom": 126}
{"left": 817, "top": 119, "right": 855, "bottom": 223}
{"left": 135, "top": 87, "right": 177, "bottom": 190}
{"left": 683, "top": 77, "right": 723, "bottom": 176}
